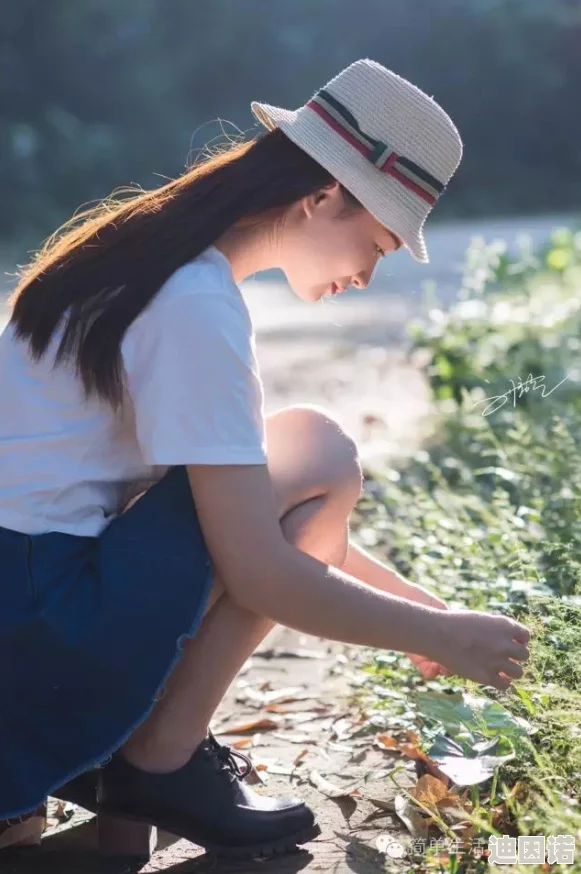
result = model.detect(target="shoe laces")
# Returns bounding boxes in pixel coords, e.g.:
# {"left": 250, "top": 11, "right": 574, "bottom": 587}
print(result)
{"left": 206, "top": 729, "right": 253, "bottom": 782}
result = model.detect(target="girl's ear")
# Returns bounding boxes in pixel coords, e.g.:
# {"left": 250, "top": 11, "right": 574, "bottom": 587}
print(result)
{"left": 303, "top": 180, "right": 341, "bottom": 218}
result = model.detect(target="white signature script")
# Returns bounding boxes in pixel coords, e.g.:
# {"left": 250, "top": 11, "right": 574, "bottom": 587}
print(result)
{"left": 472, "top": 373, "right": 570, "bottom": 416}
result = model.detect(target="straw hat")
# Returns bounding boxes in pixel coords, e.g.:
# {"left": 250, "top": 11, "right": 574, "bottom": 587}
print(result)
{"left": 251, "top": 58, "right": 463, "bottom": 264}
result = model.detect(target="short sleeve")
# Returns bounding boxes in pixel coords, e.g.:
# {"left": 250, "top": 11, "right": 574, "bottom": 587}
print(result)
{"left": 121, "top": 290, "right": 267, "bottom": 466}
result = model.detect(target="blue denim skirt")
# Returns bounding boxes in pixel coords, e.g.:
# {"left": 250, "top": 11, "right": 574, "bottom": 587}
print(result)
{"left": 0, "top": 465, "right": 214, "bottom": 819}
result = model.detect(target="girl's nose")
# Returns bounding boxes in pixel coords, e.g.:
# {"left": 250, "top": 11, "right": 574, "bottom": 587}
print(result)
{"left": 351, "top": 274, "right": 370, "bottom": 290}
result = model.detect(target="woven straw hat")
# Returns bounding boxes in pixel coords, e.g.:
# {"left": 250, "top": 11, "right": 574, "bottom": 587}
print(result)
{"left": 251, "top": 58, "right": 463, "bottom": 264}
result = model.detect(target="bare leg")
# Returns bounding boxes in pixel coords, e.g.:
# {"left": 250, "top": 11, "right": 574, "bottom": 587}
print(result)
{"left": 121, "top": 405, "right": 361, "bottom": 773}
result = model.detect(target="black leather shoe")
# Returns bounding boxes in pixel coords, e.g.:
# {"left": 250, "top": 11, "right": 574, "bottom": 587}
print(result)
{"left": 97, "top": 729, "right": 321, "bottom": 858}
{"left": 52, "top": 771, "right": 98, "bottom": 813}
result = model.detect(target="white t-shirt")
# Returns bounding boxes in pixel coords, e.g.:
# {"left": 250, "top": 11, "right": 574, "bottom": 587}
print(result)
{"left": 0, "top": 245, "right": 267, "bottom": 536}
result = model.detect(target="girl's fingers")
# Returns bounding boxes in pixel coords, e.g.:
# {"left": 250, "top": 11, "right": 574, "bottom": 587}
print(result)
{"left": 499, "top": 659, "right": 524, "bottom": 679}
{"left": 507, "top": 640, "right": 530, "bottom": 662}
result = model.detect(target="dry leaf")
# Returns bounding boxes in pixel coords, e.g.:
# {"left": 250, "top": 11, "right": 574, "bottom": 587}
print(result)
{"left": 272, "top": 732, "right": 319, "bottom": 744}
{"left": 240, "top": 685, "right": 305, "bottom": 705}
{"left": 309, "top": 769, "right": 362, "bottom": 799}
{"left": 218, "top": 717, "right": 281, "bottom": 735}
{"left": 351, "top": 749, "right": 368, "bottom": 764}
{"left": 449, "top": 822, "right": 476, "bottom": 843}
{"left": 287, "top": 717, "right": 337, "bottom": 735}
{"left": 376, "top": 732, "right": 452, "bottom": 786}
{"left": 267, "top": 763, "right": 297, "bottom": 776}
{"left": 286, "top": 710, "right": 333, "bottom": 724}
{"left": 264, "top": 703, "right": 294, "bottom": 714}
{"left": 262, "top": 687, "right": 309, "bottom": 704}
{"left": 410, "top": 774, "right": 457, "bottom": 809}
{"left": 294, "top": 748, "right": 309, "bottom": 766}
{"left": 232, "top": 737, "right": 253, "bottom": 749}
{"left": 393, "top": 793, "right": 429, "bottom": 840}
{"left": 254, "top": 647, "right": 326, "bottom": 660}
{"left": 327, "top": 740, "right": 355, "bottom": 753}
{"left": 253, "top": 756, "right": 279, "bottom": 772}
{"left": 332, "top": 717, "right": 362, "bottom": 740}
{"left": 363, "top": 794, "right": 397, "bottom": 813}
{"left": 54, "top": 800, "right": 66, "bottom": 818}
{"left": 376, "top": 733, "right": 422, "bottom": 759}
{"left": 245, "top": 768, "right": 268, "bottom": 786}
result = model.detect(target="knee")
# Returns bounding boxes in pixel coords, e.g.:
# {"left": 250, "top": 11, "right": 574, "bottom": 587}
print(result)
{"left": 278, "top": 403, "right": 363, "bottom": 502}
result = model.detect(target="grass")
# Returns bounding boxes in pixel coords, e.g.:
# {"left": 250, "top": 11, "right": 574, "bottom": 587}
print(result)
{"left": 348, "top": 225, "right": 581, "bottom": 872}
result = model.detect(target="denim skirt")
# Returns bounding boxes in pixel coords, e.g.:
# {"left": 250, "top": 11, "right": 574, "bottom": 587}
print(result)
{"left": 0, "top": 465, "right": 215, "bottom": 819}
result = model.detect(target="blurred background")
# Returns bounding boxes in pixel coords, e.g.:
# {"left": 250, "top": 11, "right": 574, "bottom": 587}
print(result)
{"left": 1, "top": 0, "right": 580, "bottom": 457}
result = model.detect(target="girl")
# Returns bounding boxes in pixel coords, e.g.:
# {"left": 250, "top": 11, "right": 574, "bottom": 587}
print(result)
{"left": 0, "top": 59, "right": 530, "bottom": 861}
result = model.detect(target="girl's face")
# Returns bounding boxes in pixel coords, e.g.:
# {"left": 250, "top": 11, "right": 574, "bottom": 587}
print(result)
{"left": 281, "top": 181, "right": 402, "bottom": 303}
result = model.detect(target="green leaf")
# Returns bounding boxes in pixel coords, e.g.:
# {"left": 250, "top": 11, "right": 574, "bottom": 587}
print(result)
{"left": 426, "top": 732, "right": 515, "bottom": 786}
{"left": 512, "top": 683, "right": 535, "bottom": 715}
{"left": 415, "top": 690, "right": 533, "bottom": 745}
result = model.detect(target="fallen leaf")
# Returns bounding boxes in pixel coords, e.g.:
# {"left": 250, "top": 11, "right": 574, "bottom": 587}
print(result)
{"left": 294, "top": 748, "right": 309, "bottom": 766}
{"left": 264, "top": 703, "right": 294, "bottom": 714}
{"left": 350, "top": 749, "right": 368, "bottom": 764}
{"left": 285, "top": 709, "right": 328, "bottom": 721}
{"left": 232, "top": 737, "right": 253, "bottom": 749}
{"left": 410, "top": 774, "right": 463, "bottom": 817}
{"left": 376, "top": 732, "right": 452, "bottom": 786}
{"left": 263, "top": 688, "right": 311, "bottom": 703}
{"left": 264, "top": 697, "right": 319, "bottom": 712}
{"left": 449, "top": 822, "right": 476, "bottom": 843}
{"left": 267, "top": 763, "right": 297, "bottom": 776}
{"left": 327, "top": 740, "right": 356, "bottom": 753}
{"left": 238, "top": 685, "right": 305, "bottom": 705}
{"left": 287, "top": 716, "right": 337, "bottom": 734}
{"left": 415, "top": 690, "right": 533, "bottom": 745}
{"left": 363, "top": 794, "right": 397, "bottom": 813}
{"left": 427, "top": 733, "right": 516, "bottom": 786}
{"left": 245, "top": 768, "right": 268, "bottom": 786}
{"left": 394, "top": 793, "right": 430, "bottom": 839}
{"left": 253, "top": 756, "right": 279, "bottom": 772}
{"left": 309, "top": 770, "right": 362, "bottom": 799}
{"left": 332, "top": 717, "right": 359, "bottom": 740}
{"left": 272, "top": 732, "right": 319, "bottom": 745}
{"left": 376, "top": 733, "right": 423, "bottom": 759}
{"left": 218, "top": 717, "right": 281, "bottom": 735}
{"left": 254, "top": 647, "right": 326, "bottom": 660}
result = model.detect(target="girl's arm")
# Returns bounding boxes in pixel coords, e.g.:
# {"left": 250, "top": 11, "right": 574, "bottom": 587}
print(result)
{"left": 343, "top": 537, "right": 448, "bottom": 609}
{"left": 186, "top": 462, "right": 448, "bottom": 658}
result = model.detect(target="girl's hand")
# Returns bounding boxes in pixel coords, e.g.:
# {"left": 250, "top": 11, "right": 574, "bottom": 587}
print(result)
{"left": 407, "top": 652, "right": 452, "bottom": 679}
{"left": 431, "top": 610, "right": 531, "bottom": 691}
{"left": 405, "top": 592, "right": 451, "bottom": 679}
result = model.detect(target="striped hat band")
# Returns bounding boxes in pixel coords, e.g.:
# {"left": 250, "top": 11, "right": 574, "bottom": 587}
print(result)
{"left": 306, "top": 88, "right": 446, "bottom": 207}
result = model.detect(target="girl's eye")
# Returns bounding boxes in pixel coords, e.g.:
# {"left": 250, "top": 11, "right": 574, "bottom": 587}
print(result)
{"left": 376, "top": 245, "right": 385, "bottom": 258}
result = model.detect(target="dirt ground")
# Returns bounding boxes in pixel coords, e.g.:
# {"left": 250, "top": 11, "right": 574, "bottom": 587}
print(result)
{"left": 5, "top": 628, "right": 424, "bottom": 874}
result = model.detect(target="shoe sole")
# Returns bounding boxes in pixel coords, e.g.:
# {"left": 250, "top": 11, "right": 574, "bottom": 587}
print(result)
{"left": 98, "top": 807, "right": 321, "bottom": 860}
{"left": 206, "top": 822, "right": 322, "bottom": 859}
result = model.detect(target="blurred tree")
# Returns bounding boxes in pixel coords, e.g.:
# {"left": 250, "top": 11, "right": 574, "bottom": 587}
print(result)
{"left": 0, "top": 0, "right": 578, "bottom": 247}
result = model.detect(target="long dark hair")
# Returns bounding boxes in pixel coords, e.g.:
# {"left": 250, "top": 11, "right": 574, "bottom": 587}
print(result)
{"left": 8, "top": 128, "right": 363, "bottom": 411}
